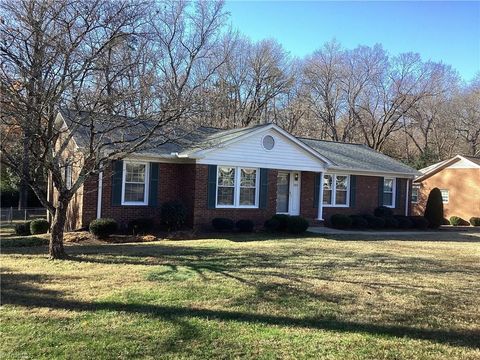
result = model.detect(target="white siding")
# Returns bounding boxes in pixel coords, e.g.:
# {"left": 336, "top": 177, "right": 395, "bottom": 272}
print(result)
{"left": 448, "top": 157, "right": 480, "bottom": 169}
{"left": 197, "top": 128, "right": 327, "bottom": 171}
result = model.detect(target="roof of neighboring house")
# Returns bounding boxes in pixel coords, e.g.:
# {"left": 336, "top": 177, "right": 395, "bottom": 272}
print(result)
{"left": 299, "top": 138, "right": 419, "bottom": 176}
{"left": 59, "top": 109, "right": 418, "bottom": 176}
{"left": 415, "top": 155, "right": 480, "bottom": 182}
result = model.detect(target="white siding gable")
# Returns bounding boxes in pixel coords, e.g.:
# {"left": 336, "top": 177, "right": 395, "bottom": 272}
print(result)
{"left": 196, "top": 128, "right": 327, "bottom": 171}
{"left": 448, "top": 157, "right": 480, "bottom": 169}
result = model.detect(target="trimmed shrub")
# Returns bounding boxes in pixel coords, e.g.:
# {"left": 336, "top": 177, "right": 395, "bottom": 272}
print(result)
{"left": 212, "top": 218, "right": 234, "bottom": 231}
{"left": 424, "top": 188, "right": 444, "bottom": 229}
{"left": 89, "top": 218, "right": 118, "bottom": 239}
{"left": 394, "top": 215, "right": 414, "bottom": 229}
{"left": 349, "top": 215, "right": 368, "bottom": 229}
{"left": 128, "top": 218, "right": 154, "bottom": 235}
{"left": 14, "top": 221, "right": 31, "bottom": 236}
{"left": 383, "top": 217, "right": 399, "bottom": 229}
{"left": 286, "top": 216, "right": 309, "bottom": 234}
{"left": 330, "top": 214, "right": 352, "bottom": 229}
{"left": 236, "top": 219, "right": 254, "bottom": 233}
{"left": 442, "top": 217, "right": 451, "bottom": 225}
{"left": 161, "top": 201, "right": 187, "bottom": 231}
{"left": 363, "top": 214, "right": 385, "bottom": 229}
{"left": 374, "top": 206, "right": 394, "bottom": 218}
{"left": 264, "top": 218, "right": 281, "bottom": 232}
{"left": 449, "top": 216, "right": 469, "bottom": 226}
{"left": 409, "top": 216, "right": 429, "bottom": 230}
{"left": 270, "top": 214, "right": 290, "bottom": 232}
{"left": 470, "top": 217, "right": 480, "bottom": 226}
{"left": 30, "top": 219, "right": 49, "bottom": 235}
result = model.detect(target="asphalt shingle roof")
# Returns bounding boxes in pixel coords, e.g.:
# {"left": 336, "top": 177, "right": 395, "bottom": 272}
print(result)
{"left": 299, "top": 138, "right": 419, "bottom": 175}
{"left": 61, "top": 109, "right": 418, "bottom": 175}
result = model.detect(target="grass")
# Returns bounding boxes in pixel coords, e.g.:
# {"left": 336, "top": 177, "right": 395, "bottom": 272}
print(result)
{"left": 1, "top": 227, "right": 480, "bottom": 359}
{"left": 0, "top": 224, "right": 49, "bottom": 247}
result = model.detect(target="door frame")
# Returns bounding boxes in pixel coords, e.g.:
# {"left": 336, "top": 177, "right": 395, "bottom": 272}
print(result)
{"left": 276, "top": 171, "right": 301, "bottom": 216}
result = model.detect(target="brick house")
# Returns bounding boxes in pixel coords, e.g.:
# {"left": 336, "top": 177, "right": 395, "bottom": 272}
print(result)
{"left": 53, "top": 110, "right": 419, "bottom": 231}
{"left": 412, "top": 155, "right": 480, "bottom": 220}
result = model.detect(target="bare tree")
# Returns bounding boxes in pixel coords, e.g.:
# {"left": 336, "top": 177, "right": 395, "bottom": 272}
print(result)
{"left": 454, "top": 76, "right": 480, "bottom": 156}
{"left": 0, "top": 0, "right": 227, "bottom": 259}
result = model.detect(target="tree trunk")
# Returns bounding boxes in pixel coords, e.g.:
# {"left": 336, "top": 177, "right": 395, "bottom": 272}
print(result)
{"left": 49, "top": 200, "right": 68, "bottom": 259}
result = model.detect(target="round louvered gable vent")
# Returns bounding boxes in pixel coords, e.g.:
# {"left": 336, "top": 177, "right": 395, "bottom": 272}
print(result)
{"left": 262, "top": 135, "right": 275, "bottom": 150}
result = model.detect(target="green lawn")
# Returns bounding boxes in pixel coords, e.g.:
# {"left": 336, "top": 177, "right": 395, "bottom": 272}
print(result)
{"left": 1, "top": 229, "right": 480, "bottom": 359}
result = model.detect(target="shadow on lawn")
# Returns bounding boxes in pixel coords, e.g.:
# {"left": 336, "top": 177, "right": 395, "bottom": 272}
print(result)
{"left": 320, "top": 231, "right": 480, "bottom": 243}
{"left": 1, "top": 271, "right": 479, "bottom": 349}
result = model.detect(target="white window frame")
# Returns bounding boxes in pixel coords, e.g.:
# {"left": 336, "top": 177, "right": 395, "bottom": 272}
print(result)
{"left": 121, "top": 161, "right": 149, "bottom": 206}
{"left": 411, "top": 185, "right": 420, "bottom": 204}
{"left": 383, "top": 177, "right": 396, "bottom": 208}
{"left": 216, "top": 166, "right": 259, "bottom": 209}
{"left": 322, "top": 173, "right": 350, "bottom": 208}
{"left": 440, "top": 189, "right": 449, "bottom": 203}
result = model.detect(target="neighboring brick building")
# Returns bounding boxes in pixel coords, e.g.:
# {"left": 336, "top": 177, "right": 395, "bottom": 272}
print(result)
{"left": 55, "top": 110, "right": 419, "bottom": 231}
{"left": 413, "top": 155, "right": 480, "bottom": 220}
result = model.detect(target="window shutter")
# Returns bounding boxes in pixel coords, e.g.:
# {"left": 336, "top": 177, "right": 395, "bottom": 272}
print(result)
{"left": 378, "top": 177, "right": 384, "bottom": 206}
{"left": 313, "top": 173, "right": 320, "bottom": 208}
{"left": 149, "top": 163, "right": 159, "bottom": 207}
{"left": 350, "top": 175, "right": 357, "bottom": 208}
{"left": 259, "top": 168, "right": 269, "bottom": 209}
{"left": 111, "top": 160, "right": 123, "bottom": 206}
{"left": 207, "top": 165, "right": 217, "bottom": 209}
{"left": 395, "top": 178, "right": 401, "bottom": 209}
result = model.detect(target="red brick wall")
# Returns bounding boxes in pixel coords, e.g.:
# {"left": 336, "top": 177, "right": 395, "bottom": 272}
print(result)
{"left": 322, "top": 176, "right": 409, "bottom": 222}
{"left": 79, "top": 162, "right": 412, "bottom": 230}
{"left": 191, "top": 165, "right": 278, "bottom": 229}
{"left": 82, "top": 162, "right": 197, "bottom": 229}
{"left": 300, "top": 171, "right": 318, "bottom": 220}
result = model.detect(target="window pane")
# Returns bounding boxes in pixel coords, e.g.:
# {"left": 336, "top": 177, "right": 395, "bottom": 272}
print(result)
{"left": 440, "top": 190, "right": 449, "bottom": 203}
{"left": 384, "top": 178, "right": 393, "bottom": 192}
{"left": 124, "top": 183, "right": 145, "bottom": 202}
{"left": 218, "top": 167, "right": 235, "bottom": 186}
{"left": 276, "top": 172, "right": 289, "bottom": 213}
{"left": 383, "top": 193, "right": 393, "bottom": 206}
{"left": 240, "top": 168, "right": 256, "bottom": 187}
{"left": 240, "top": 188, "right": 256, "bottom": 205}
{"left": 336, "top": 176, "right": 348, "bottom": 190}
{"left": 336, "top": 190, "right": 347, "bottom": 205}
{"left": 411, "top": 187, "right": 419, "bottom": 202}
{"left": 323, "top": 189, "right": 332, "bottom": 205}
{"left": 323, "top": 175, "right": 332, "bottom": 190}
{"left": 126, "top": 163, "right": 146, "bottom": 182}
{"left": 217, "top": 187, "right": 234, "bottom": 205}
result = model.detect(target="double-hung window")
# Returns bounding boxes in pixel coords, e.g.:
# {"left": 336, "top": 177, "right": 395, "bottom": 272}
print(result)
{"left": 122, "top": 162, "right": 149, "bottom": 205}
{"left": 323, "top": 174, "right": 350, "bottom": 207}
{"left": 216, "top": 166, "right": 258, "bottom": 208}
{"left": 440, "top": 189, "right": 449, "bottom": 203}
{"left": 411, "top": 186, "right": 420, "bottom": 203}
{"left": 383, "top": 178, "right": 395, "bottom": 208}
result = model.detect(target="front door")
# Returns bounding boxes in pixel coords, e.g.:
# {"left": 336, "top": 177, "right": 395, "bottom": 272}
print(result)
{"left": 276, "top": 171, "right": 301, "bottom": 215}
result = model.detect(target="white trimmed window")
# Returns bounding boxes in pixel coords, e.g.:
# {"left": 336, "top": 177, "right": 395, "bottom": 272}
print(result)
{"left": 440, "top": 189, "right": 449, "bottom": 203}
{"left": 122, "top": 162, "right": 149, "bottom": 205}
{"left": 216, "top": 166, "right": 259, "bottom": 208}
{"left": 383, "top": 178, "right": 396, "bottom": 208}
{"left": 323, "top": 174, "right": 350, "bottom": 207}
{"left": 411, "top": 186, "right": 420, "bottom": 203}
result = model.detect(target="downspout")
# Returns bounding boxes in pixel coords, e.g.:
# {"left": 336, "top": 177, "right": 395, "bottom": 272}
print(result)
{"left": 96, "top": 170, "right": 103, "bottom": 219}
